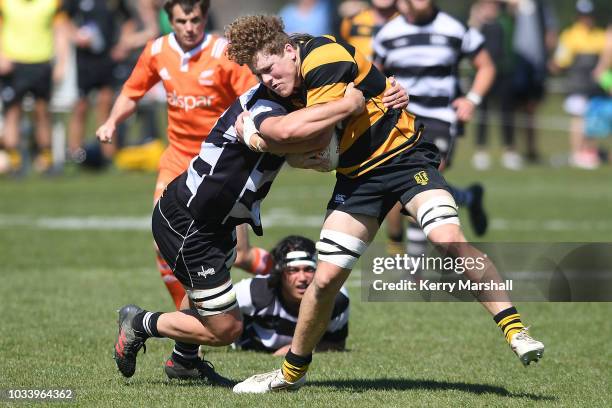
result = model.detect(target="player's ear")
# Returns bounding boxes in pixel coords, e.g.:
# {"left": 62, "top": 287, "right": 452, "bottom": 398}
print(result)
{"left": 284, "top": 43, "right": 296, "bottom": 60}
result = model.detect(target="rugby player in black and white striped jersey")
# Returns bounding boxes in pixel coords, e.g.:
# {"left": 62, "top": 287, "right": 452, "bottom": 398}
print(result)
{"left": 373, "top": 0, "right": 496, "bottom": 256}
{"left": 234, "top": 235, "right": 349, "bottom": 356}
{"left": 111, "top": 60, "right": 406, "bottom": 384}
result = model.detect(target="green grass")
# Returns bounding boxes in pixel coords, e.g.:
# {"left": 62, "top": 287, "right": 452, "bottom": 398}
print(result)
{"left": 1, "top": 113, "right": 611, "bottom": 406}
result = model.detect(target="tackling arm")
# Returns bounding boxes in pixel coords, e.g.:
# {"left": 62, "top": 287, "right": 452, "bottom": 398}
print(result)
{"left": 258, "top": 82, "right": 364, "bottom": 144}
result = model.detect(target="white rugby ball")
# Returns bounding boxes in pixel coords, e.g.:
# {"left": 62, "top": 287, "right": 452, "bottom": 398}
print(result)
{"left": 286, "top": 132, "right": 340, "bottom": 172}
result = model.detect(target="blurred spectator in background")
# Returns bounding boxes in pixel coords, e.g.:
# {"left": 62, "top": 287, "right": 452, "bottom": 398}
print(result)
{"left": 470, "top": 0, "right": 522, "bottom": 170}
{"left": 337, "top": 0, "right": 369, "bottom": 20}
{"left": 374, "top": 0, "right": 494, "bottom": 256}
{"left": 586, "top": 22, "right": 612, "bottom": 153}
{"left": 340, "top": 0, "right": 398, "bottom": 61}
{"left": 585, "top": 22, "right": 612, "bottom": 164}
{"left": 511, "top": 0, "right": 558, "bottom": 163}
{"left": 279, "top": 0, "right": 334, "bottom": 36}
{"left": 0, "top": 0, "right": 69, "bottom": 175}
{"left": 65, "top": 0, "right": 131, "bottom": 166}
{"left": 67, "top": 0, "right": 159, "bottom": 170}
{"left": 552, "top": 0, "right": 606, "bottom": 169}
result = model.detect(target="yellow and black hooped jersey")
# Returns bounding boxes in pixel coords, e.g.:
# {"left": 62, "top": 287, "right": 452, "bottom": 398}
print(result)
{"left": 298, "top": 35, "right": 420, "bottom": 178}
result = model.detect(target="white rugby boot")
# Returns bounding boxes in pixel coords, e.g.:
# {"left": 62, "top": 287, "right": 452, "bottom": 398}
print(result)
{"left": 510, "top": 328, "right": 544, "bottom": 366}
{"left": 233, "top": 369, "right": 306, "bottom": 394}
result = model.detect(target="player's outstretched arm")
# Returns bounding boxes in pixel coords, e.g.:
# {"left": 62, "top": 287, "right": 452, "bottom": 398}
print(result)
{"left": 96, "top": 94, "right": 138, "bottom": 144}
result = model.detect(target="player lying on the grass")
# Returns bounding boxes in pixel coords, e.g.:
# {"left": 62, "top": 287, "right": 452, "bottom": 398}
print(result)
{"left": 112, "top": 77, "right": 406, "bottom": 384}
{"left": 222, "top": 15, "right": 545, "bottom": 394}
{"left": 234, "top": 235, "right": 349, "bottom": 356}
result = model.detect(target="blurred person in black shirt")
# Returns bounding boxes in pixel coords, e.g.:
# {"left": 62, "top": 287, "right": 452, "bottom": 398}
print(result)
{"left": 65, "top": 0, "right": 131, "bottom": 165}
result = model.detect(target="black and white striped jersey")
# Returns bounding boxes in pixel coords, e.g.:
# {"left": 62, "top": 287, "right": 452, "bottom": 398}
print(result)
{"left": 174, "top": 83, "right": 298, "bottom": 236}
{"left": 373, "top": 10, "right": 484, "bottom": 127}
{"left": 234, "top": 276, "right": 349, "bottom": 352}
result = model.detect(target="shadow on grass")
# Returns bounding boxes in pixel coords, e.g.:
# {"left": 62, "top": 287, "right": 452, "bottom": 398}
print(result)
{"left": 121, "top": 377, "right": 554, "bottom": 401}
{"left": 308, "top": 378, "right": 555, "bottom": 401}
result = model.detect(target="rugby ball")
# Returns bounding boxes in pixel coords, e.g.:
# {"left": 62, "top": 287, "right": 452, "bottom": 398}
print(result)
{"left": 286, "top": 132, "right": 340, "bottom": 172}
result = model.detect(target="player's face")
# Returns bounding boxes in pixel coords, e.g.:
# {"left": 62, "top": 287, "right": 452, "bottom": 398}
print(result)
{"left": 406, "top": 0, "right": 433, "bottom": 13}
{"left": 281, "top": 265, "right": 315, "bottom": 304}
{"left": 373, "top": 0, "right": 396, "bottom": 9}
{"left": 251, "top": 45, "right": 299, "bottom": 98}
{"left": 170, "top": 5, "right": 206, "bottom": 51}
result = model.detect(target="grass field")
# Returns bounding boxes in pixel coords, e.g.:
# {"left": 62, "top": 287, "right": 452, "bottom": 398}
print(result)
{"left": 1, "top": 115, "right": 611, "bottom": 407}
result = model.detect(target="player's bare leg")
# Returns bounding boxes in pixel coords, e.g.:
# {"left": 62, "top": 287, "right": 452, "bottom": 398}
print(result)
{"left": 233, "top": 211, "right": 377, "bottom": 393}
{"left": 405, "top": 189, "right": 544, "bottom": 365}
{"left": 114, "top": 286, "right": 241, "bottom": 386}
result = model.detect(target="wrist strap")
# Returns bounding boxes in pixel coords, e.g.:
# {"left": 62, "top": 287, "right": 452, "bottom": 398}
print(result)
{"left": 466, "top": 91, "right": 482, "bottom": 106}
{"left": 242, "top": 116, "right": 258, "bottom": 149}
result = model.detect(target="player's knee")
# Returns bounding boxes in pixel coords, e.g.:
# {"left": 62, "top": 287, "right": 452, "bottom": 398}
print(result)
{"left": 416, "top": 195, "right": 460, "bottom": 238}
{"left": 312, "top": 267, "right": 343, "bottom": 294}
{"left": 427, "top": 223, "right": 465, "bottom": 245}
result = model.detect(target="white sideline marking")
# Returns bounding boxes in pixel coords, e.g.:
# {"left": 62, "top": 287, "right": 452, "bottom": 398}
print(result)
{"left": 0, "top": 213, "right": 611, "bottom": 232}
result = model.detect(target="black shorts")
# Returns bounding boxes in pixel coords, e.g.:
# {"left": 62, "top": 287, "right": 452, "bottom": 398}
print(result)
{"left": 416, "top": 116, "right": 457, "bottom": 166}
{"left": 0, "top": 62, "right": 52, "bottom": 107}
{"left": 327, "top": 139, "right": 451, "bottom": 224}
{"left": 512, "top": 55, "right": 545, "bottom": 103}
{"left": 76, "top": 54, "right": 116, "bottom": 96}
{"left": 152, "top": 179, "right": 236, "bottom": 290}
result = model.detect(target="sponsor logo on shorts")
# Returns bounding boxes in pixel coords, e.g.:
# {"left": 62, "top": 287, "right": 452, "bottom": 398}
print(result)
{"left": 198, "top": 267, "right": 216, "bottom": 278}
{"left": 334, "top": 194, "right": 346, "bottom": 204}
{"left": 414, "top": 171, "right": 429, "bottom": 186}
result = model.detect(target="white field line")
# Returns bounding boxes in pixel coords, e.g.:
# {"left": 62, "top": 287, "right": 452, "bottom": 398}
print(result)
{"left": 1, "top": 213, "right": 612, "bottom": 232}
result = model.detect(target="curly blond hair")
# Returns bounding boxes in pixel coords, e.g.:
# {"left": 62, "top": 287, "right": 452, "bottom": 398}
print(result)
{"left": 225, "top": 15, "right": 291, "bottom": 66}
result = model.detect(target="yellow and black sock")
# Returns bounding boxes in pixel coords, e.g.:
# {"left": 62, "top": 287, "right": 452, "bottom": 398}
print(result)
{"left": 494, "top": 306, "right": 525, "bottom": 344}
{"left": 7, "top": 148, "right": 22, "bottom": 170}
{"left": 282, "top": 350, "right": 312, "bottom": 383}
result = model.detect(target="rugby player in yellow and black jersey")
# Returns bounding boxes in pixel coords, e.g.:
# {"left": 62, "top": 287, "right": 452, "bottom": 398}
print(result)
{"left": 225, "top": 15, "right": 545, "bottom": 394}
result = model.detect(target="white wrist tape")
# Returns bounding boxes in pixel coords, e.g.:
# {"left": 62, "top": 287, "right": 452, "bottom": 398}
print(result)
{"left": 242, "top": 115, "right": 258, "bottom": 149}
{"left": 466, "top": 91, "right": 482, "bottom": 106}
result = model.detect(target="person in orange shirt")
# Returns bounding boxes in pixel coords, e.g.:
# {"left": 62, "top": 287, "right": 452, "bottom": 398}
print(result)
{"left": 96, "top": 0, "right": 271, "bottom": 310}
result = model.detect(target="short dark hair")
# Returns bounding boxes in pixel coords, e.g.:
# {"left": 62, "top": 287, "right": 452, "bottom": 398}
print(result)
{"left": 268, "top": 235, "right": 317, "bottom": 289}
{"left": 163, "top": 0, "right": 210, "bottom": 20}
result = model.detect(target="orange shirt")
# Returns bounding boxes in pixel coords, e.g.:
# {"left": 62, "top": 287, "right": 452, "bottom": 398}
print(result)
{"left": 122, "top": 33, "right": 257, "bottom": 158}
